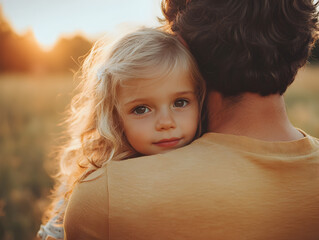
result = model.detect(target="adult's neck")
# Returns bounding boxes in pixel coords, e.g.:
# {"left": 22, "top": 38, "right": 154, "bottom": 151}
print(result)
{"left": 207, "top": 91, "right": 304, "bottom": 141}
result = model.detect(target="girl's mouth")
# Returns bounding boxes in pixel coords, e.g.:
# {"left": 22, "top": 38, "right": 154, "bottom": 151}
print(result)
{"left": 153, "top": 138, "right": 181, "bottom": 148}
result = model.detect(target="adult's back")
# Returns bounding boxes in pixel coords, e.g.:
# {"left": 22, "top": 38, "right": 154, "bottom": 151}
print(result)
{"left": 64, "top": 131, "right": 319, "bottom": 240}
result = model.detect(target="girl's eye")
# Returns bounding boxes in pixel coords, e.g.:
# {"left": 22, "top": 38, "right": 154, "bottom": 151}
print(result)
{"left": 132, "top": 106, "right": 150, "bottom": 115}
{"left": 174, "top": 99, "right": 189, "bottom": 108}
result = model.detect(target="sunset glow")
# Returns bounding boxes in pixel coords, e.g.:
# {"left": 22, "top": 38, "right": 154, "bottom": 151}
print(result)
{"left": 1, "top": 0, "right": 163, "bottom": 49}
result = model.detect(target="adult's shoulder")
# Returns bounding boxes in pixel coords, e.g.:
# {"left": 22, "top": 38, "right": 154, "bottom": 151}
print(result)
{"left": 106, "top": 135, "right": 225, "bottom": 192}
{"left": 64, "top": 167, "right": 109, "bottom": 240}
{"left": 108, "top": 136, "right": 214, "bottom": 171}
{"left": 110, "top": 134, "right": 219, "bottom": 166}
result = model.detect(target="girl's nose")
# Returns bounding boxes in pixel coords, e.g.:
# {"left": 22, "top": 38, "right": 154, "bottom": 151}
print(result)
{"left": 155, "top": 110, "right": 176, "bottom": 131}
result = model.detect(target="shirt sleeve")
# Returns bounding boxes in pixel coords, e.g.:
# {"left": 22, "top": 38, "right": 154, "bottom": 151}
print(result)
{"left": 64, "top": 167, "right": 109, "bottom": 240}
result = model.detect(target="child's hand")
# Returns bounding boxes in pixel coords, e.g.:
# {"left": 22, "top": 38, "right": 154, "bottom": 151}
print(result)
{"left": 37, "top": 223, "right": 64, "bottom": 240}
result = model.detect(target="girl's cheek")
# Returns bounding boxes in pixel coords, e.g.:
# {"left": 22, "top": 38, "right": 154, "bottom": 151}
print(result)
{"left": 177, "top": 106, "right": 199, "bottom": 129}
{"left": 128, "top": 117, "right": 153, "bottom": 132}
{"left": 179, "top": 104, "right": 199, "bottom": 119}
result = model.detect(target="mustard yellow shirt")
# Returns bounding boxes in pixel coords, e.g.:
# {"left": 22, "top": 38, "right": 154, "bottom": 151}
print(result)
{"left": 64, "top": 131, "right": 319, "bottom": 240}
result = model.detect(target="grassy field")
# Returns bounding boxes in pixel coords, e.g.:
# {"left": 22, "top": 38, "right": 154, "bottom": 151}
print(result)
{"left": 0, "top": 67, "right": 318, "bottom": 240}
{"left": 285, "top": 66, "right": 319, "bottom": 137}
{"left": 0, "top": 74, "right": 76, "bottom": 240}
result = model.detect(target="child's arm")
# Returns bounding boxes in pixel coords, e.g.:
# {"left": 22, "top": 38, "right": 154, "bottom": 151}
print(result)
{"left": 37, "top": 199, "right": 65, "bottom": 240}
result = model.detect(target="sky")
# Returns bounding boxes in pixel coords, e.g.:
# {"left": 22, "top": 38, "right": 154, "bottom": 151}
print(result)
{"left": 0, "top": 0, "right": 164, "bottom": 49}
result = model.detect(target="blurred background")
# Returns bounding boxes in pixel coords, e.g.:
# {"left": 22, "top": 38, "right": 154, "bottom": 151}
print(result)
{"left": 0, "top": 1, "right": 318, "bottom": 239}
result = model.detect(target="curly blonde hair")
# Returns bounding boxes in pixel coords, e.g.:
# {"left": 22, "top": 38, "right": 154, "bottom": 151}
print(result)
{"left": 43, "top": 27, "right": 206, "bottom": 224}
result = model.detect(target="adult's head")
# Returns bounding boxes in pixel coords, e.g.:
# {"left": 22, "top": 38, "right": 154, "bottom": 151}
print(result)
{"left": 162, "top": 0, "right": 319, "bottom": 97}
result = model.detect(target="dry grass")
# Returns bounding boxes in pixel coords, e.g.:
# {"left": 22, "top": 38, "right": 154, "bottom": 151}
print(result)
{"left": 0, "top": 73, "right": 75, "bottom": 240}
{"left": 285, "top": 65, "right": 319, "bottom": 137}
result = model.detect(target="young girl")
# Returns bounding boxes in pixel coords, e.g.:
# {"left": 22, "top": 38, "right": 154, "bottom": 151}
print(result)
{"left": 38, "top": 27, "right": 205, "bottom": 240}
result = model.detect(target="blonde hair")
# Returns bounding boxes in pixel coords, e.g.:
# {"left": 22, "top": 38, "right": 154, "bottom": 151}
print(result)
{"left": 44, "top": 27, "right": 205, "bottom": 222}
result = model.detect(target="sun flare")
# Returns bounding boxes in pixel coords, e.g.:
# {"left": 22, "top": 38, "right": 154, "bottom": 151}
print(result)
{"left": 1, "top": 0, "right": 162, "bottom": 49}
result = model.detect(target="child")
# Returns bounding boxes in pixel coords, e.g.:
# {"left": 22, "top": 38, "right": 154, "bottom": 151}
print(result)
{"left": 38, "top": 27, "right": 205, "bottom": 240}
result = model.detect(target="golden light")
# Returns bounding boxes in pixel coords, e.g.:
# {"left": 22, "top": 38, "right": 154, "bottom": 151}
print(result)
{"left": 1, "top": 0, "right": 163, "bottom": 49}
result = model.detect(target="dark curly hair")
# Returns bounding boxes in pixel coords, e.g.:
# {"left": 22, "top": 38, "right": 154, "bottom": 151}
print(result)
{"left": 162, "top": 0, "right": 319, "bottom": 96}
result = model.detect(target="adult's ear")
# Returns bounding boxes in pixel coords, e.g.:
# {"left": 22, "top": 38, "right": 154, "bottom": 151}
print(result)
{"left": 161, "top": 0, "right": 188, "bottom": 23}
{"left": 176, "top": 33, "right": 189, "bottom": 49}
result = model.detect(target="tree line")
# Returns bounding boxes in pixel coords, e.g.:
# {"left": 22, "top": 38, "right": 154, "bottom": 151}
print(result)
{"left": 0, "top": 7, "right": 318, "bottom": 75}
{"left": 0, "top": 8, "right": 93, "bottom": 74}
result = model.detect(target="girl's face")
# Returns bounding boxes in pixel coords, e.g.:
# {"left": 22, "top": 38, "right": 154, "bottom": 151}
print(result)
{"left": 118, "top": 71, "right": 199, "bottom": 155}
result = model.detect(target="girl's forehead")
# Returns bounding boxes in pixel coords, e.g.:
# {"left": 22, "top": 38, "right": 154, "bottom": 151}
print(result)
{"left": 117, "top": 72, "right": 195, "bottom": 101}
{"left": 119, "top": 61, "right": 194, "bottom": 86}
{"left": 119, "top": 71, "right": 194, "bottom": 90}
{"left": 121, "top": 55, "right": 192, "bottom": 83}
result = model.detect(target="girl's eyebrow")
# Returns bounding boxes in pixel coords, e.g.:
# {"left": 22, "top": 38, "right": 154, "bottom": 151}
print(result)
{"left": 124, "top": 98, "right": 150, "bottom": 106}
{"left": 173, "top": 90, "right": 196, "bottom": 96}
{"left": 124, "top": 91, "right": 196, "bottom": 106}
